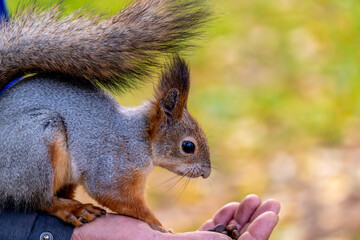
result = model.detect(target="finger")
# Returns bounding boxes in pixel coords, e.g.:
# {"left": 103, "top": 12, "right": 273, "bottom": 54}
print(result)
{"left": 249, "top": 199, "right": 280, "bottom": 222}
{"left": 211, "top": 202, "right": 240, "bottom": 226}
{"left": 245, "top": 212, "right": 279, "bottom": 240}
{"left": 198, "top": 219, "right": 215, "bottom": 231}
{"left": 168, "top": 231, "right": 232, "bottom": 240}
{"left": 233, "top": 195, "right": 261, "bottom": 227}
{"left": 238, "top": 232, "right": 256, "bottom": 240}
{"left": 239, "top": 223, "right": 250, "bottom": 235}
{"left": 228, "top": 219, "right": 239, "bottom": 230}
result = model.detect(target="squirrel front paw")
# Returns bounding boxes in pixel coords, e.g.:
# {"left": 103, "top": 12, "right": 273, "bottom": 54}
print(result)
{"left": 43, "top": 197, "right": 106, "bottom": 227}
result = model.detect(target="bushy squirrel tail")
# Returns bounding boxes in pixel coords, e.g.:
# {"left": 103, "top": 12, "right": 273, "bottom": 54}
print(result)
{"left": 0, "top": 0, "right": 210, "bottom": 92}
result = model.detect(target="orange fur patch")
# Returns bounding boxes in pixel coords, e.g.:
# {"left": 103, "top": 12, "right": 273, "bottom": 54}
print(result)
{"left": 92, "top": 170, "right": 163, "bottom": 229}
{"left": 49, "top": 132, "right": 71, "bottom": 195}
{"left": 146, "top": 100, "right": 163, "bottom": 140}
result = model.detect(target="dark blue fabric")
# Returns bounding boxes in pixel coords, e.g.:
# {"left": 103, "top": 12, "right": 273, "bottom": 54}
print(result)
{"left": 0, "top": 0, "right": 8, "bottom": 20}
{"left": 0, "top": 210, "right": 37, "bottom": 239}
{"left": 28, "top": 213, "right": 74, "bottom": 240}
{"left": 0, "top": 210, "right": 74, "bottom": 240}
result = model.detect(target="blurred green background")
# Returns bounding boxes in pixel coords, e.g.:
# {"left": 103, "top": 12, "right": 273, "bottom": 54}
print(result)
{"left": 7, "top": 0, "right": 360, "bottom": 239}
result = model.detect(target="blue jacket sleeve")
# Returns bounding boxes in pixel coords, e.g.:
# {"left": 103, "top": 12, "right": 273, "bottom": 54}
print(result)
{"left": 0, "top": 209, "right": 74, "bottom": 240}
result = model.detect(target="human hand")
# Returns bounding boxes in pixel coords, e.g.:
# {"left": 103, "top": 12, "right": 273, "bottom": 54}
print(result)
{"left": 71, "top": 194, "right": 280, "bottom": 240}
{"left": 198, "top": 194, "right": 280, "bottom": 240}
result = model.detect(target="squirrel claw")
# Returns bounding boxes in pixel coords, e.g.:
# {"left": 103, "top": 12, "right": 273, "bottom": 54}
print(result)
{"left": 150, "top": 224, "right": 169, "bottom": 233}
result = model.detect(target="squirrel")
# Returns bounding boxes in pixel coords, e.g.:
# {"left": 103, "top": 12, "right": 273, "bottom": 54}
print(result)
{"left": 0, "top": 0, "right": 211, "bottom": 233}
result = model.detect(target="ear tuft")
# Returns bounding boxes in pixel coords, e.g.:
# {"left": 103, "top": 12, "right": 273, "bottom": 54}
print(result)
{"left": 155, "top": 55, "right": 190, "bottom": 119}
{"left": 161, "top": 88, "right": 179, "bottom": 115}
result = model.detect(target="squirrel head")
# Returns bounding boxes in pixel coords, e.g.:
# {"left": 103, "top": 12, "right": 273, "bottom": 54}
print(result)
{"left": 147, "top": 56, "right": 211, "bottom": 178}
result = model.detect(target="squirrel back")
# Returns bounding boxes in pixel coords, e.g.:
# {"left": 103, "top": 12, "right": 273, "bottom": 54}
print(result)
{"left": 0, "top": 0, "right": 210, "bottom": 92}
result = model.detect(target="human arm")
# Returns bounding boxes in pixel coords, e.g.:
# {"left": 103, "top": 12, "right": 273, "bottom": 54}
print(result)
{"left": 71, "top": 194, "right": 280, "bottom": 240}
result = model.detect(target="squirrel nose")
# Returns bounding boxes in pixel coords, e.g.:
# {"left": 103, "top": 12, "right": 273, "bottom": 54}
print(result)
{"left": 201, "top": 167, "right": 211, "bottom": 179}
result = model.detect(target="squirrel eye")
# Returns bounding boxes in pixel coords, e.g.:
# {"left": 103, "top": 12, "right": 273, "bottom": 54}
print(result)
{"left": 181, "top": 141, "right": 195, "bottom": 154}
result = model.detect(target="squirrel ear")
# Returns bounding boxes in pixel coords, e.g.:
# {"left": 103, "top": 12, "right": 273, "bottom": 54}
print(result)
{"left": 156, "top": 56, "right": 190, "bottom": 120}
{"left": 160, "top": 88, "right": 179, "bottom": 116}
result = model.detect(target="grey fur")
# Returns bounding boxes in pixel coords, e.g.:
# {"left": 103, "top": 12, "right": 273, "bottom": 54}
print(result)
{"left": 0, "top": 0, "right": 211, "bottom": 224}
{"left": 0, "top": 76, "right": 152, "bottom": 209}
